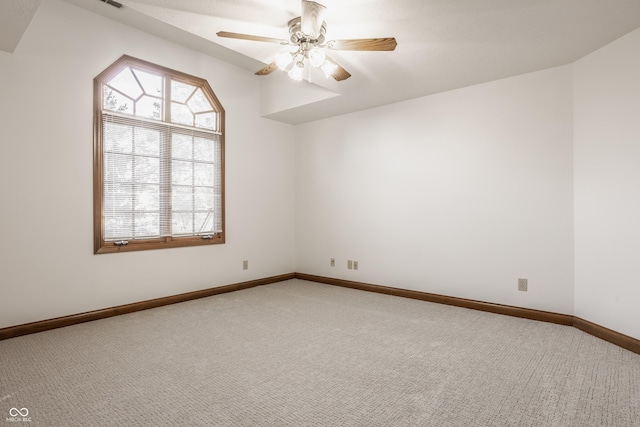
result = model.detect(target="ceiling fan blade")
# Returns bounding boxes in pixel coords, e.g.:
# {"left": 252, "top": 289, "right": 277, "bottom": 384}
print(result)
{"left": 325, "top": 56, "right": 351, "bottom": 81}
{"left": 255, "top": 62, "right": 278, "bottom": 76}
{"left": 300, "top": 0, "right": 327, "bottom": 38}
{"left": 217, "top": 31, "right": 285, "bottom": 45}
{"left": 328, "top": 38, "right": 398, "bottom": 51}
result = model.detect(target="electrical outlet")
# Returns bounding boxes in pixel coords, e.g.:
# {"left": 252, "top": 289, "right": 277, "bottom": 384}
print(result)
{"left": 353, "top": 261, "right": 359, "bottom": 270}
{"left": 347, "top": 260, "right": 353, "bottom": 270}
{"left": 330, "top": 258, "right": 335, "bottom": 267}
{"left": 243, "top": 260, "right": 249, "bottom": 270}
{"left": 518, "top": 278, "right": 528, "bottom": 292}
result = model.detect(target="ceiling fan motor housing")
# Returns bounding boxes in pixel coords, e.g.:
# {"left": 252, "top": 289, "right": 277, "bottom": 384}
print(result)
{"left": 288, "top": 17, "right": 327, "bottom": 45}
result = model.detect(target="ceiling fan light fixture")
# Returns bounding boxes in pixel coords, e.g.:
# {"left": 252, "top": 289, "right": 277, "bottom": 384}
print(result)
{"left": 308, "top": 47, "right": 326, "bottom": 67}
{"left": 288, "top": 61, "right": 305, "bottom": 81}
{"left": 321, "top": 60, "right": 338, "bottom": 78}
{"left": 275, "top": 51, "right": 293, "bottom": 70}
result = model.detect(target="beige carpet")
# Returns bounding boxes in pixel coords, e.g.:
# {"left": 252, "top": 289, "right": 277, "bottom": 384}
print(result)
{"left": 1, "top": 279, "right": 639, "bottom": 426}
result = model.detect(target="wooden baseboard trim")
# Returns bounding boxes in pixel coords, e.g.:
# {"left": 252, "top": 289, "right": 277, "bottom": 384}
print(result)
{"left": 295, "top": 273, "right": 573, "bottom": 325}
{"left": 3, "top": 272, "right": 639, "bottom": 356}
{"left": 0, "top": 273, "right": 295, "bottom": 341}
{"left": 295, "top": 273, "right": 640, "bottom": 355}
{"left": 573, "top": 316, "right": 640, "bottom": 355}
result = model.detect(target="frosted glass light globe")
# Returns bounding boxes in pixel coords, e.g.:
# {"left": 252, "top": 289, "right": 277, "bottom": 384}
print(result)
{"left": 308, "top": 48, "right": 326, "bottom": 67}
{"left": 321, "top": 60, "right": 338, "bottom": 78}
{"left": 288, "top": 62, "right": 304, "bottom": 81}
{"left": 275, "top": 51, "right": 293, "bottom": 70}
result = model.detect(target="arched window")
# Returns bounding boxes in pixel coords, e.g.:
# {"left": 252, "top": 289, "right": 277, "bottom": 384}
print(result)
{"left": 93, "top": 55, "right": 224, "bottom": 253}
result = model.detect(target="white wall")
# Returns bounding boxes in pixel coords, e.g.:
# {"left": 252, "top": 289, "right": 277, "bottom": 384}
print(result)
{"left": 573, "top": 28, "right": 640, "bottom": 339}
{"left": 0, "top": 0, "right": 296, "bottom": 329}
{"left": 295, "top": 66, "right": 575, "bottom": 315}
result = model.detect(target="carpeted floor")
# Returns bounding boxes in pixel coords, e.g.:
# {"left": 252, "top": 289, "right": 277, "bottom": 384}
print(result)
{"left": 1, "top": 279, "right": 639, "bottom": 426}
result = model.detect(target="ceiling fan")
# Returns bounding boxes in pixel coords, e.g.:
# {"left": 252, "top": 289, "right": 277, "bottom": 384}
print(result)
{"left": 216, "top": 0, "right": 397, "bottom": 82}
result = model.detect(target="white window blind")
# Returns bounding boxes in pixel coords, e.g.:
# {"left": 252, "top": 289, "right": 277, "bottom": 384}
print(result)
{"left": 102, "top": 114, "right": 222, "bottom": 241}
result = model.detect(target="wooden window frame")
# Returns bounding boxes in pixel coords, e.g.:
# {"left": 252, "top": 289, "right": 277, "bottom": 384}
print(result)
{"left": 93, "top": 55, "right": 225, "bottom": 254}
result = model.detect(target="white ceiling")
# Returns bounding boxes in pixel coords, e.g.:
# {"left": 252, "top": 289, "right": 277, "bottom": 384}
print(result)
{"left": 4, "top": 0, "right": 640, "bottom": 124}
{"left": 0, "top": 0, "right": 41, "bottom": 53}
